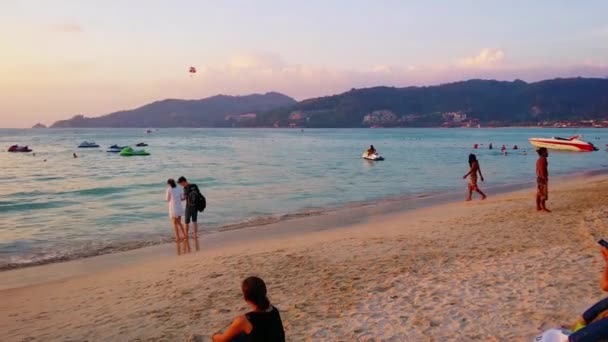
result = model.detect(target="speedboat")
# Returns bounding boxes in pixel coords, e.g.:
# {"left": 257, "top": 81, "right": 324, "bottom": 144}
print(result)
{"left": 7, "top": 145, "right": 32, "bottom": 153}
{"left": 362, "top": 152, "right": 384, "bottom": 161}
{"left": 78, "top": 141, "right": 100, "bottom": 148}
{"left": 107, "top": 145, "right": 128, "bottom": 153}
{"left": 120, "top": 147, "right": 150, "bottom": 156}
{"left": 528, "top": 135, "right": 598, "bottom": 152}
{"left": 136, "top": 142, "right": 148, "bottom": 147}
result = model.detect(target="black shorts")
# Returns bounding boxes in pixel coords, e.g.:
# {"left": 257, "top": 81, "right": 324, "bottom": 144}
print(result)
{"left": 185, "top": 207, "right": 198, "bottom": 224}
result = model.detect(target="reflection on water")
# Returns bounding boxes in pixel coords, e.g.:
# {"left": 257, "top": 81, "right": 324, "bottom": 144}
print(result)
{"left": 175, "top": 238, "right": 200, "bottom": 256}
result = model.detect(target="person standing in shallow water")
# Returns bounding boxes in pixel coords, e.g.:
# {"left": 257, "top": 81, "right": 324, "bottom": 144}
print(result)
{"left": 165, "top": 179, "right": 186, "bottom": 240}
{"left": 463, "top": 154, "right": 487, "bottom": 201}
{"left": 178, "top": 176, "right": 201, "bottom": 238}
{"left": 212, "top": 277, "right": 285, "bottom": 342}
{"left": 536, "top": 147, "right": 550, "bottom": 212}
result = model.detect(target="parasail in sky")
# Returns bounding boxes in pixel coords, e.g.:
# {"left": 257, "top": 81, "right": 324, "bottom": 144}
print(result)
{"left": 189, "top": 66, "right": 197, "bottom": 75}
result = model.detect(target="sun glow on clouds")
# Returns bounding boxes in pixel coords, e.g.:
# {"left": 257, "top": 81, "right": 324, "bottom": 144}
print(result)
{"left": 461, "top": 48, "right": 505, "bottom": 67}
{"left": 2, "top": 49, "right": 608, "bottom": 128}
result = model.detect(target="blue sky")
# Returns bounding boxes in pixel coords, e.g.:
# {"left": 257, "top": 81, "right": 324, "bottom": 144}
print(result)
{"left": 1, "top": 0, "right": 607, "bottom": 127}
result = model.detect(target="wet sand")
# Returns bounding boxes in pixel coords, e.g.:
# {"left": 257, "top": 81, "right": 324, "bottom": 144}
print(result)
{"left": 2, "top": 175, "right": 608, "bottom": 341}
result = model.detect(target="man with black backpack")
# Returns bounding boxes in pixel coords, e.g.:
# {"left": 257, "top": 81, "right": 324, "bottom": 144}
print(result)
{"left": 178, "top": 176, "right": 206, "bottom": 239}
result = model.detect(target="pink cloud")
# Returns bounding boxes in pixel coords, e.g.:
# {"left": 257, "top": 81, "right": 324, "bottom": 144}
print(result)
{"left": 52, "top": 22, "right": 84, "bottom": 33}
{"left": 4, "top": 51, "right": 608, "bottom": 127}
{"left": 460, "top": 48, "right": 505, "bottom": 67}
{"left": 183, "top": 52, "right": 608, "bottom": 100}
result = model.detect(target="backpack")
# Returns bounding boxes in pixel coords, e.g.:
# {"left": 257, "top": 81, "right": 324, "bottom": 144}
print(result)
{"left": 188, "top": 184, "right": 207, "bottom": 212}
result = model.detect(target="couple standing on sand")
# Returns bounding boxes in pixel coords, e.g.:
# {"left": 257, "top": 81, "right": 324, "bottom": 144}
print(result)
{"left": 165, "top": 176, "right": 206, "bottom": 241}
{"left": 463, "top": 147, "right": 550, "bottom": 212}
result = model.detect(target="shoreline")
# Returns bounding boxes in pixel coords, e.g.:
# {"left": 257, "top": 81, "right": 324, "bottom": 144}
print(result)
{"left": 2, "top": 167, "right": 606, "bottom": 272}
{"left": 1, "top": 172, "right": 606, "bottom": 287}
{"left": 2, "top": 174, "right": 608, "bottom": 340}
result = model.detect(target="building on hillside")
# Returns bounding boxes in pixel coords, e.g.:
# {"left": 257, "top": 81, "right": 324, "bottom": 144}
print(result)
{"left": 362, "top": 110, "right": 399, "bottom": 126}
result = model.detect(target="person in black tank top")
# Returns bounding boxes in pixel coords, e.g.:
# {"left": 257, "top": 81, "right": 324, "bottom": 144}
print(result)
{"left": 212, "top": 277, "right": 285, "bottom": 342}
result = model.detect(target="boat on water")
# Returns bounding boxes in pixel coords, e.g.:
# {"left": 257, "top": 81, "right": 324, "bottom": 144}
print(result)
{"left": 8, "top": 145, "right": 32, "bottom": 153}
{"left": 78, "top": 141, "right": 100, "bottom": 148}
{"left": 136, "top": 142, "right": 148, "bottom": 147}
{"left": 528, "top": 135, "right": 598, "bottom": 152}
{"left": 362, "top": 152, "right": 384, "bottom": 161}
{"left": 119, "top": 147, "right": 150, "bottom": 156}
{"left": 107, "top": 145, "right": 129, "bottom": 153}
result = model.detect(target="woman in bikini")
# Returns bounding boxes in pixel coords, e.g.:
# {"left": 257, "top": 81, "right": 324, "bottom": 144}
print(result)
{"left": 463, "top": 154, "right": 487, "bottom": 201}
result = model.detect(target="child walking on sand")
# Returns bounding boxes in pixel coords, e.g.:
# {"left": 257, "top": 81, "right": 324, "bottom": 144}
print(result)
{"left": 463, "top": 154, "right": 487, "bottom": 201}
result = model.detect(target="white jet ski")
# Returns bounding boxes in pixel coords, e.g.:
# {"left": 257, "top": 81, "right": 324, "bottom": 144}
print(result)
{"left": 362, "top": 152, "right": 384, "bottom": 161}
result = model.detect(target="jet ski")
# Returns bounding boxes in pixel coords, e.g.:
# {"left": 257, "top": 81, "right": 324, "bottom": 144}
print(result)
{"left": 120, "top": 147, "right": 150, "bottom": 156}
{"left": 136, "top": 142, "right": 148, "bottom": 147}
{"left": 362, "top": 152, "right": 384, "bottom": 161}
{"left": 78, "top": 141, "right": 100, "bottom": 148}
{"left": 107, "top": 145, "right": 128, "bottom": 153}
{"left": 7, "top": 145, "right": 32, "bottom": 153}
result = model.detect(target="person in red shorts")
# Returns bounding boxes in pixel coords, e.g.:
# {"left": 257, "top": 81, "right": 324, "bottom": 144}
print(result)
{"left": 536, "top": 147, "right": 550, "bottom": 212}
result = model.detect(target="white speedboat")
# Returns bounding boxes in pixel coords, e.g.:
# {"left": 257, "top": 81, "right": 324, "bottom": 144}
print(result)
{"left": 528, "top": 135, "right": 598, "bottom": 152}
{"left": 362, "top": 153, "right": 384, "bottom": 161}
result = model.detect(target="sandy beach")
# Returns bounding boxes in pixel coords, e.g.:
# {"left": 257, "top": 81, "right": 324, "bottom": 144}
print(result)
{"left": 2, "top": 175, "right": 608, "bottom": 341}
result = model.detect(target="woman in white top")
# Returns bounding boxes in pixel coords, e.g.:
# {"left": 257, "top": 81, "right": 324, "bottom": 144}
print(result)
{"left": 166, "top": 179, "right": 186, "bottom": 241}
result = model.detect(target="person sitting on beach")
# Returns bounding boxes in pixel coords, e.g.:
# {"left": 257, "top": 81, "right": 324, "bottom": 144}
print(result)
{"left": 366, "top": 145, "right": 376, "bottom": 156}
{"left": 212, "top": 276, "right": 285, "bottom": 342}
{"left": 166, "top": 179, "right": 186, "bottom": 241}
{"left": 536, "top": 147, "right": 550, "bottom": 212}
{"left": 568, "top": 247, "right": 608, "bottom": 341}
{"left": 463, "top": 154, "right": 486, "bottom": 201}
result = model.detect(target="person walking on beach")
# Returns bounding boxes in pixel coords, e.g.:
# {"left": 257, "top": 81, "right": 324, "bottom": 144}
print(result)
{"left": 536, "top": 147, "right": 550, "bottom": 212}
{"left": 463, "top": 154, "right": 487, "bottom": 201}
{"left": 212, "top": 276, "right": 285, "bottom": 342}
{"left": 166, "top": 179, "right": 186, "bottom": 241}
{"left": 178, "top": 176, "right": 203, "bottom": 238}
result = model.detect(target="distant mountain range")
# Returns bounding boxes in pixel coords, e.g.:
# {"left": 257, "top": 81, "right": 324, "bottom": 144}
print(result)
{"left": 50, "top": 78, "right": 608, "bottom": 128}
{"left": 255, "top": 78, "right": 608, "bottom": 127}
{"left": 50, "top": 92, "right": 296, "bottom": 128}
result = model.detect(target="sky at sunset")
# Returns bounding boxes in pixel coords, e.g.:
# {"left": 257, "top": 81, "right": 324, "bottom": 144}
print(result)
{"left": 1, "top": 0, "right": 607, "bottom": 127}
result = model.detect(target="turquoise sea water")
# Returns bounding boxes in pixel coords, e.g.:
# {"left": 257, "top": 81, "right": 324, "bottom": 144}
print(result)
{"left": 1, "top": 128, "right": 606, "bottom": 269}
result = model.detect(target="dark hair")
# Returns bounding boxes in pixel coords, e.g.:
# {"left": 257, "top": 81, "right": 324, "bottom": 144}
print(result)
{"left": 468, "top": 154, "right": 477, "bottom": 167}
{"left": 167, "top": 179, "right": 176, "bottom": 188}
{"left": 177, "top": 176, "right": 187, "bottom": 184}
{"left": 370, "top": 145, "right": 375, "bottom": 149}
{"left": 537, "top": 147, "right": 547, "bottom": 156}
{"left": 242, "top": 276, "right": 270, "bottom": 310}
